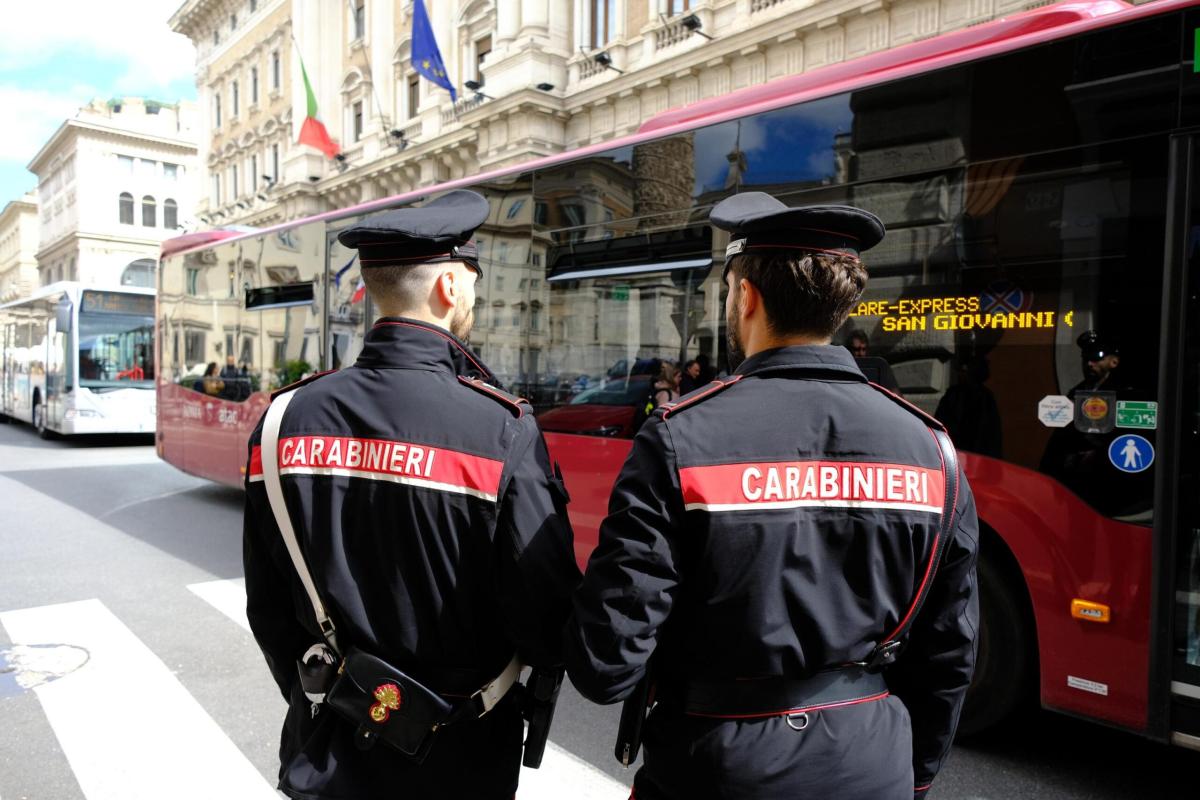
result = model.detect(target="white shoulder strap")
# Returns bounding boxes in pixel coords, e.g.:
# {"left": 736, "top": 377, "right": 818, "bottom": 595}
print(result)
{"left": 260, "top": 388, "right": 340, "bottom": 654}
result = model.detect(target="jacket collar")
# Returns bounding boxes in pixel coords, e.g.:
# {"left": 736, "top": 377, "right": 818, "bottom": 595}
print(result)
{"left": 734, "top": 344, "right": 867, "bottom": 381}
{"left": 354, "top": 317, "right": 496, "bottom": 381}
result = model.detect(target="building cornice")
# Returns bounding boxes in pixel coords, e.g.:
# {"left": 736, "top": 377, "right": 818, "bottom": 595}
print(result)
{"left": 28, "top": 118, "right": 198, "bottom": 173}
{"left": 174, "top": 0, "right": 288, "bottom": 68}
{"left": 564, "top": 0, "right": 870, "bottom": 114}
{"left": 35, "top": 229, "right": 166, "bottom": 262}
{"left": 0, "top": 198, "right": 38, "bottom": 230}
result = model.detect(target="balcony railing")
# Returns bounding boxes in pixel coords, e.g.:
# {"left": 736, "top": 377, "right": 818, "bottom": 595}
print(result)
{"left": 654, "top": 17, "right": 693, "bottom": 50}
{"left": 441, "top": 93, "right": 487, "bottom": 124}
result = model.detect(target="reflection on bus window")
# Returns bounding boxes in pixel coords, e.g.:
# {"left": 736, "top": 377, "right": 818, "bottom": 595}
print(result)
{"left": 78, "top": 311, "right": 154, "bottom": 387}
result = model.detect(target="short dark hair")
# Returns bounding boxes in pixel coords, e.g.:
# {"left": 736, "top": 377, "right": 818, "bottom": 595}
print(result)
{"left": 729, "top": 251, "right": 867, "bottom": 339}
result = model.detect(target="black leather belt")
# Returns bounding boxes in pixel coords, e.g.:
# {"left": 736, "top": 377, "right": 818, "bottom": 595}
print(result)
{"left": 682, "top": 668, "right": 889, "bottom": 719}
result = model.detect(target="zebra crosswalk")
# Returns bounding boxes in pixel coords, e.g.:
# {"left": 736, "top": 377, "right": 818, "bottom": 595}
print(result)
{"left": 1, "top": 582, "right": 628, "bottom": 800}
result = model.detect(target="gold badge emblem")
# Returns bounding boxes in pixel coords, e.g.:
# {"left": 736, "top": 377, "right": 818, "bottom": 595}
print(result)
{"left": 369, "top": 683, "right": 402, "bottom": 723}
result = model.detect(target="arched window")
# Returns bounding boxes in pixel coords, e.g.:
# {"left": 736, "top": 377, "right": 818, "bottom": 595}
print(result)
{"left": 142, "top": 195, "right": 156, "bottom": 227}
{"left": 163, "top": 198, "right": 178, "bottom": 229}
{"left": 121, "top": 258, "right": 156, "bottom": 288}
{"left": 119, "top": 192, "right": 134, "bottom": 224}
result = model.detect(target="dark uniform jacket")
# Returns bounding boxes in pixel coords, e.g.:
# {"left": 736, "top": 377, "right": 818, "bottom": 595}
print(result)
{"left": 243, "top": 318, "right": 580, "bottom": 800}
{"left": 567, "top": 345, "right": 979, "bottom": 800}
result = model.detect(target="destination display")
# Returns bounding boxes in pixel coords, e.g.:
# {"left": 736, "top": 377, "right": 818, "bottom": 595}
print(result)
{"left": 847, "top": 295, "right": 1072, "bottom": 333}
{"left": 81, "top": 291, "right": 155, "bottom": 316}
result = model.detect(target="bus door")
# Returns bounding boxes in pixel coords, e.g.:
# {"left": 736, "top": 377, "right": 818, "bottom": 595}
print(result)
{"left": 1164, "top": 133, "right": 1200, "bottom": 749}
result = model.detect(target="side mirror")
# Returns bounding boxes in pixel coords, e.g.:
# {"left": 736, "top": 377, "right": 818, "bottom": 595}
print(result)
{"left": 55, "top": 299, "right": 73, "bottom": 333}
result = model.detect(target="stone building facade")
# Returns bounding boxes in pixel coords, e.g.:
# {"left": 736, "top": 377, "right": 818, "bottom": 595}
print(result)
{"left": 27, "top": 98, "right": 199, "bottom": 288}
{"left": 171, "top": 0, "right": 1046, "bottom": 227}
{"left": 0, "top": 194, "right": 40, "bottom": 302}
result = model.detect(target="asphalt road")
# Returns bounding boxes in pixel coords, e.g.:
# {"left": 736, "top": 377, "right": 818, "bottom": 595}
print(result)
{"left": 0, "top": 421, "right": 1195, "bottom": 799}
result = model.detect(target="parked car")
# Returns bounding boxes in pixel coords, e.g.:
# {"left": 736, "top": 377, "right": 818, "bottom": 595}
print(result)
{"left": 536, "top": 375, "right": 655, "bottom": 438}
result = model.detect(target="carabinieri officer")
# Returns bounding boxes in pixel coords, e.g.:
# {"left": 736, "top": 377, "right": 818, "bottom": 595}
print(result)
{"left": 243, "top": 190, "right": 581, "bottom": 799}
{"left": 567, "top": 192, "right": 979, "bottom": 799}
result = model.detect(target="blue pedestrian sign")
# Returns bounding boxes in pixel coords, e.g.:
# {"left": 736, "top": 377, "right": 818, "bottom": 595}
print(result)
{"left": 1108, "top": 434, "right": 1154, "bottom": 474}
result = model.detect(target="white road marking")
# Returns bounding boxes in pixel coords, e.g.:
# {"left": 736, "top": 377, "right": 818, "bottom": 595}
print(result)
{"left": 188, "top": 578, "right": 629, "bottom": 798}
{"left": 0, "top": 598, "right": 278, "bottom": 800}
{"left": 520, "top": 741, "right": 629, "bottom": 799}
{"left": 187, "top": 578, "right": 251, "bottom": 633}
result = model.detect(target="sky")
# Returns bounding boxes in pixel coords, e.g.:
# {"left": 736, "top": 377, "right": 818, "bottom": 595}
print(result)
{"left": 0, "top": 0, "right": 197, "bottom": 203}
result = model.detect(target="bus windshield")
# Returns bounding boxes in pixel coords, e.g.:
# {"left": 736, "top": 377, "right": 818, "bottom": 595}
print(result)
{"left": 78, "top": 311, "right": 154, "bottom": 388}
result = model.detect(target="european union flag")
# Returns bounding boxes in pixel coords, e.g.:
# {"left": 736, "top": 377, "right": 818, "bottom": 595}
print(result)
{"left": 412, "top": 0, "right": 456, "bottom": 104}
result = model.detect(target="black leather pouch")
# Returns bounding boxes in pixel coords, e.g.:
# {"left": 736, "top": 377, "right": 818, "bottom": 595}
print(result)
{"left": 325, "top": 648, "right": 455, "bottom": 763}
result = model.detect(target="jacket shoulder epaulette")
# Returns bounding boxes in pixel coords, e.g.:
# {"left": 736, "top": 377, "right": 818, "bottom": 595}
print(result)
{"left": 866, "top": 381, "right": 947, "bottom": 432}
{"left": 270, "top": 369, "right": 337, "bottom": 399}
{"left": 659, "top": 376, "right": 745, "bottom": 420}
{"left": 457, "top": 375, "right": 529, "bottom": 417}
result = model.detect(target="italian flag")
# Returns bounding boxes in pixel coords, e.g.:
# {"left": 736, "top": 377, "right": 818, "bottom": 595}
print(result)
{"left": 297, "top": 56, "right": 340, "bottom": 159}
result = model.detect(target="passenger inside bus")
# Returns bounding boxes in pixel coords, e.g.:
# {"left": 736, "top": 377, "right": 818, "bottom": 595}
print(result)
{"left": 843, "top": 328, "right": 901, "bottom": 394}
{"left": 192, "top": 362, "right": 223, "bottom": 396}
{"left": 218, "top": 355, "right": 249, "bottom": 401}
{"left": 116, "top": 364, "right": 144, "bottom": 380}
{"left": 934, "top": 354, "right": 1002, "bottom": 458}
{"left": 1040, "top": 330, "right": 1154, "bottom": 519}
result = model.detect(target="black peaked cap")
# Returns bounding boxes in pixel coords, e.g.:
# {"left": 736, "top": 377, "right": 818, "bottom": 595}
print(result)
{"left": 709, "top": 192, "right": 885, "bottom": 259}
{"left": 337, "top": 189, "right": 490, "bottom": 271}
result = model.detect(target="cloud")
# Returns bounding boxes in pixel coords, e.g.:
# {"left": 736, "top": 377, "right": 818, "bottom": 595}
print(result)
{"left": 0, "top": 0, "right": 195, "bottom": 93}
{"left": 0, "top": 86, "right": 99, "bottom": 171}
{"left": 0, "top": 1, "right": 196, "bottom": 197}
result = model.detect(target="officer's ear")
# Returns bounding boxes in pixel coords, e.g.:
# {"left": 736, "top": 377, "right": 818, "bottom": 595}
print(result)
{"left": 737, "top": 277, "right": 761, "bottom": 321}
{"left": 432, "top": 267, "right": 460, "bottom": 311}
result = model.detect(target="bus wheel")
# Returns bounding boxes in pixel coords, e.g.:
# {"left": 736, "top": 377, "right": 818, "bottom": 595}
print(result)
{"left": 32, "top": 401, "right": 51, "bottom": 439}
{"left": 957, "top": 555, "right": 1035, "bottom": 737}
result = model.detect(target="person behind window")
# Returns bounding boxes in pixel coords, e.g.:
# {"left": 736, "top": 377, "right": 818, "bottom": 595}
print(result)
{"left": 193, "top": 361, "right": 223, "bottom": 395}
{"left": 219, "top": 354, "right": 248, "bottom": 400}
{"left": 1040, "top": 330, "right": 1151, "bottom": 517}
{"left": 844, "top": 328, "right": 902, "bottom": 395}
{"left": 116, "top": 363, "right": 144, "bottom": 381}
{"left": 680, "top": 359, "right": 702, "bottom": 394}
{"left": 653, "top": 361, "right": 680, "bottom": 408}
{"left": 1070, "top": 330, "right": 1129, "bottom": 397}
{"left": 934, "top": 355, "right": 1002, "bottom": 458}
{"left": 847, "top": 328, "right": 870, "bottom": 357}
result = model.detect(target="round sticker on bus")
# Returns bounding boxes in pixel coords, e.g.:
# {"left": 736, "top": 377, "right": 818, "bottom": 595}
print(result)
{"left": 1108, "top": 434, "right": 1154, "bottom": 474}
{"left": 1081, "top": 396, "right": 1109, "bottom": 420}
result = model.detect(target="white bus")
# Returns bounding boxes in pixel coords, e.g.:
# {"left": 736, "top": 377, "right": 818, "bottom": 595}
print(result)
{"left": 0, "top": 283, "right": 155, "bottom": 436}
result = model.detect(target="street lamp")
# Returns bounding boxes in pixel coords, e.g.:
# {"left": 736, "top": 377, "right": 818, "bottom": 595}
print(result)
{"left": 593, "top": 51, "right": 624, "bottom": 74}
{"left": 680, "top": 14, "right": 714, "bottom": 40}
{"left": 464, "top": 79, "right": 494, "bottom": 100}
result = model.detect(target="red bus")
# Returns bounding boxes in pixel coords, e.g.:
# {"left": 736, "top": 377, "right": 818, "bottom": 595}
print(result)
{"left": 157, "top": 0, "right": 1200, "bottom": 746}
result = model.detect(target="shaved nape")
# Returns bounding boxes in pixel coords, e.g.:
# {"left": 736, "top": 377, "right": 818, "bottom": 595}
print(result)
{"left": 361, "top": 262, "right": 443, "bottom": 315}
